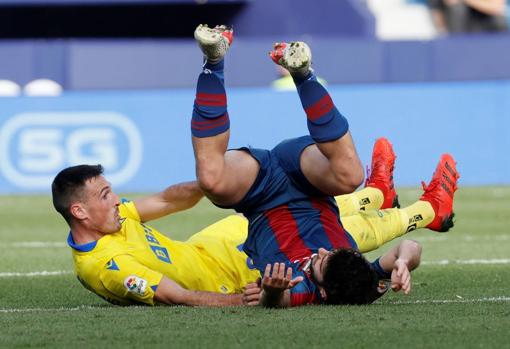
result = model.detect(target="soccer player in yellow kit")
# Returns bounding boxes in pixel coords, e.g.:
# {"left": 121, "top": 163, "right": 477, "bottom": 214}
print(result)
{"left": 53, "top": 167, "right": 261, "bottom": 306}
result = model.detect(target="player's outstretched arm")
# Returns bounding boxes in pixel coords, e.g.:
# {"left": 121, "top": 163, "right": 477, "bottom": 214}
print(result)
{"left": 378, "top": 240, "right": 422, "bottom": 295}
{"left": 155, "top": 276, "right": 252, "bottom": 307}
{"left": 133, "top": 181, "right": 204, "bottom": 222}
{"left": 260, "top": 263, "right": 303, "bottom": 308}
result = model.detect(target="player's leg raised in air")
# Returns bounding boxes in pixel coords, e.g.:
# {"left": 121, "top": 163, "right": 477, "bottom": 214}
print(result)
{"left": 270, "top": 42, "right": 364, "bottom": 195}
{"left": 191, "top": 25, "right": 259, "bottom": 206}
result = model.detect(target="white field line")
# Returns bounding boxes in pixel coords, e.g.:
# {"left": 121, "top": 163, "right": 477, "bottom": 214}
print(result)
{"left": 388, "top": 296, "right": 510, "bottom": 305}
{"left": 0, "top": 297, "right": 509, "bottom": 313}
{"left": 0, "top": 270, "right": 73, "bottom": 277}
{"left": 0, "top": 305, "right": 107, "bottom": 314}
{"left": 421, "top": 259, "right": 510, "bottom": 265}
{"left": 412, "top": 234, "right": 510, "bottom": 242}
{"left": 0, "top": 242, "right": 66, "bottom": 248}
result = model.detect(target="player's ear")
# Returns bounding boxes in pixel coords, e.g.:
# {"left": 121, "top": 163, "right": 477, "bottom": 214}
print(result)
{"left": 70, "top": 202, "right": 87, "bottom": 221}
{"left": 319, "top": 287, "right": 327, "bottom": 300}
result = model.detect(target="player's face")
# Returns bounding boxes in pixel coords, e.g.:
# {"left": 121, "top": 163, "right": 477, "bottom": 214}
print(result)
{"left": 82, "top": 175, "right": 121, "bottom": 234}
{"left": 310, "top": 248, "right": 331, "bottom": 285}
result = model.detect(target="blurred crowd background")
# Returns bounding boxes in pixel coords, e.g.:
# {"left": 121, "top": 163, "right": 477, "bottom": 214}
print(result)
{"left": 0, "top": 0, "right": 508, "bottom": 193}
{"left": 0, "top": 0, "right": 509, "bottom": 92}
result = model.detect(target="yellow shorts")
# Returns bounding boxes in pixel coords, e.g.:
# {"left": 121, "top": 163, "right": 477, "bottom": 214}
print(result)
{"left": 186, "top": 215, "right": 260, "bottom": 293}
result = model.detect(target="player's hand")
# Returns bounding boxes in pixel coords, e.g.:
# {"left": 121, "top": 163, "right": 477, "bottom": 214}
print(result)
{"left": 242, "top": 280, "right": 262, "bottom": 306}
{"left": 391, "top": 259, "right": 412, "bottom": 294}
{"left": 262, "top": 263, "right": 303, "bottom": 294}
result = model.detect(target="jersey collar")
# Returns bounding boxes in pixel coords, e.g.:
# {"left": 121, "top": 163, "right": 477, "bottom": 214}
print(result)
{"left": 67, "top": 231, "right": 98, "bottom": 252}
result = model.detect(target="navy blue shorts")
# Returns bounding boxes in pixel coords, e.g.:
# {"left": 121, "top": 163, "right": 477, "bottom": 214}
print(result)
{"left": 227, "top": 135, "right": 327, "bottom": 219}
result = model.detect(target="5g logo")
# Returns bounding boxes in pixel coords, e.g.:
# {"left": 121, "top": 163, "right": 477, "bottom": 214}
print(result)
{"left": 0, "top": 112, "right": 143, "bottom": 189}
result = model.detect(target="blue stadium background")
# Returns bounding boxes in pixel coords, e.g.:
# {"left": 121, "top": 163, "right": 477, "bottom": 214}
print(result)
{"left": 0, "top": 0, "right": 508, "bottom": 193}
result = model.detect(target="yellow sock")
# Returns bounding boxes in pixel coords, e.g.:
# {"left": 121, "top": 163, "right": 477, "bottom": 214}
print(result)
{"left": 335, "top": 187, "right": 384, "bottom": 217}
{"left": 341, "top": 208, "right": 407, "bottom": 253}
{"left": 401, "top": 200, "right": 435, "bottom": 232}
{"left": 341, "top": 201, "right": 436, "bottom": 253}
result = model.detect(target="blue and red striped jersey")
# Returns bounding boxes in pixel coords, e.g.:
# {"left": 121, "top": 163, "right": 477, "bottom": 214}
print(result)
{"left": 243, "top": 197, "right": 357, "bottom": 306}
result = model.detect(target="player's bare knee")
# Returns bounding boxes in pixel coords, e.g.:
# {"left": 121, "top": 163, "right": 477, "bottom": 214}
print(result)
{"left": 333, "top": 164, "right": 364, "bottom": 193}
{"left": 350, "top": 166, "right": 365, "bottom": 189}
{"left": 196, "top": 168, "right": 225, "bottom": 197}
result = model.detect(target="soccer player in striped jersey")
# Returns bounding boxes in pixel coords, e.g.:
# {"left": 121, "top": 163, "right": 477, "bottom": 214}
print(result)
{"left": 191, "top": 25, "right": 459, "bottom": 307}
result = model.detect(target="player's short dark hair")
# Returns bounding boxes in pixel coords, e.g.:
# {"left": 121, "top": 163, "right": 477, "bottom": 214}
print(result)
{"left": 322, "top": 248, "right": 379, "bottom": 305}
{"left": 51, "top": 164, "right": 104, "bottom": 225}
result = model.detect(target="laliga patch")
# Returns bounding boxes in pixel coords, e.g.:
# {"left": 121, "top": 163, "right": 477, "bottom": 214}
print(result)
{"left": 124, "top": 275, "right": 147, "bottom": 296}
{"left": 377, "top": 280, "right": 391, "bottom": 294}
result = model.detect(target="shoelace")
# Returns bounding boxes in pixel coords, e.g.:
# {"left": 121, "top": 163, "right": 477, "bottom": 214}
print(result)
{"left": 364, "top": 165, "right": 371, "bottom": 187}
{"left": 421, "top": 169, "right": 456, "bottom": 201}
{"left": 366, "top": 161, "right": 393, "bottom": 186}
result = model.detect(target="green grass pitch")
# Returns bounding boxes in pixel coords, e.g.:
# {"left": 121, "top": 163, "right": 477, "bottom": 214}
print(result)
{"left": 1, "top": 187, "right": 509, "bottom": 348}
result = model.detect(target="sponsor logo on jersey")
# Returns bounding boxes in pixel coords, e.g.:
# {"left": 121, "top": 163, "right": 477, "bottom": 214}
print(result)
{"left": 106, "top": 258, "right": 120, "bottom": 271}
{"left": 141, "top": 223, "right": 172, "bottom": 264}
{"left": 359, "top": 197, "right": 371, "bottom": 205}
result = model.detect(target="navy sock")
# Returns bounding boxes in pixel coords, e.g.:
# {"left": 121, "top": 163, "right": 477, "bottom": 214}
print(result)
{"left": 191, "top": 59, "right": 230, "bottom": 138}
{"left": 204, "top": 59, "right": 225, "bottom": 82}
{"left": 295, "top": 73, "right": 349, "bottom": 143}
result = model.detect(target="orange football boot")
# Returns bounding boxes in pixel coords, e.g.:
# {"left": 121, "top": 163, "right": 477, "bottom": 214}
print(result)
{"left": 420, "top": 154, "right": 460, "bottom": 232}
{"left": 365, "top": 137, "right": 400, "bottom": 209}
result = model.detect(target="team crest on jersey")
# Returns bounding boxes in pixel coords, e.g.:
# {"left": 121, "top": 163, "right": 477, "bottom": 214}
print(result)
{"left": 377, "top": 279, "right": 391, "bottom": 294}
{"left": 124, "top": 275, "right": 147, "bottom": 296}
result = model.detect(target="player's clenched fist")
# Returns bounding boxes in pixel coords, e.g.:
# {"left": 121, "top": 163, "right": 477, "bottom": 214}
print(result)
{"left": 391, "top": 259, "right": 412, "bottom": 294}
{"left": 242, "top": 280, "right": 262, "bottom": 306}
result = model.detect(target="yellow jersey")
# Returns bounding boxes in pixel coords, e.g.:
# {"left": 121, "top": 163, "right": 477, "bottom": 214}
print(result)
{"left": 68, "top": 200, "right": 260, "bottom": 306}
